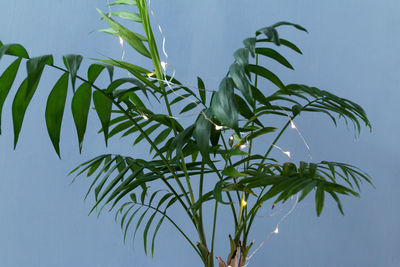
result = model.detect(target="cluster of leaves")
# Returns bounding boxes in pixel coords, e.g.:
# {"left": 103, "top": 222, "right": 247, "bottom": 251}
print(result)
{"left": 0, "top": 0, "right": 372, "bottom": 266}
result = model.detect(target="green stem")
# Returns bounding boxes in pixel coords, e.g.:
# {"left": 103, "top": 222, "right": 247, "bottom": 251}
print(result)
{"left": 243, "top": 204, "right": 248, "bottom": 246}
{"left": 261, "top": 120, "right": 291, "bottom": 164}
{"left": 198, "top": 163, "right": 207, "bottom": 247}
{"left": 221, "top": 135, "right": 241, "bottom": 203}
{"left": 211, "top": 201, "right": 218, "bottom": 259}
{"left": 244, "top": 190, "right": 265, "bottom": 239}
{"left": 247, "top": 54, "right": 258, "bottom": 170}
{"left": 139, "top": 0, "right": 196, "bottom": 209}
{"left": 237, "top": 193, "right": 246, "bottom": 226}
{"left": 181, "top": 157, "right": 196, "bottom": 204}
{"left": 209, "top": 161, "right": 239, "bottom": 228}
{"left": 239, "top": 55, "right": 258, "bottom": 243}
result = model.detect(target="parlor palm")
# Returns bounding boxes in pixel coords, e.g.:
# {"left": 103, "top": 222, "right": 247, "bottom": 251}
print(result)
{"left": 0, "top": 1, "right": 372, "bottom": 266}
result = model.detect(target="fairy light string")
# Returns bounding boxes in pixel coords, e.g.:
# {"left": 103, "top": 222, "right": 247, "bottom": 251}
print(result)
{"left": 146, "top": 72, "right": 216, "bottom": 93}
{"left": 107, "top": 0, "right": 315, "bottom": 265}
{"left": 244, "top": 194, "right": 300, "bottom": 267}
{"left": 108, "top": 0, "right": 218, "bottom": 124}
{"left": 146, "top": 0, "right": 221, "bottom": 129}
{"left": 107, "top": 0, "right": 313, "bottom": 153}
{"left": 280, "top": 107, "right": 312, "bottom": 160}
{"left": 144, "top": 2, "right": 315, "bottom": 265}
{"left": 258, "top": 199, "right": 290, "bottom": 218}
{"left": 244, "top": 112, "right": 313, "bottom": 264}
{"left": 273, "top": 144, "right": 292, "bottom": 159}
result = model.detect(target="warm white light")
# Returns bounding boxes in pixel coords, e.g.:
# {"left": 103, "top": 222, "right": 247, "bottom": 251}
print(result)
{"left": 273, "top": 226, "right": 279, "bottom": 234}
{"left": 240, "top": 141, "right": 249, "bottom": 149}
{"left": 272, "top": 145, "right": 292, "bottom": 159}
{"left": 290, "top": 121, "right": 296, "bottom": 129}
{"left": 142, "top": 114, "right": 149, "bottom": 120}
{"left": 215, "top": 125, "right": 224, "bottom": 131}
{"left": 161, "top": 61, "right": 167, "bottom": 71}
{"left": 241, "top": 199, "right": 247, "bottom": 207}
{"left": 118, "top": 36, "right": 124, "bottom": 46}
{"left": 229, "top": 136, "right": 234, "bottom": 141}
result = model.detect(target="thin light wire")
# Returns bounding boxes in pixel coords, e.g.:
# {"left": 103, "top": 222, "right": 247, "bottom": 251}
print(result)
{"left": 147, "top": 1, "right": 215, "bottom": 92}
{"left": 277, "top": 105, "right": 312, "bottom": 161}
{"left": 146, "top": 0, "right": 221, "bottom": 129}
{"left": 272, "top": 144, "right": 292, "bottom": 159}
{"left": 106, "top": 0, "right": 131, "bottom": 78}
{"left": 146, "top": 71, "right": 216, "bottom": 93}
{"left": 256, "top": 200, "right": 288, "bottom": 218}
{"left": 292, "top": 123, "right": 312, "bottom": 160}
{"left": 106, "top": 0, "right": 112, "bottom": 16}
{"left": 244, "top": 193, "right": 299, "bottom": 267}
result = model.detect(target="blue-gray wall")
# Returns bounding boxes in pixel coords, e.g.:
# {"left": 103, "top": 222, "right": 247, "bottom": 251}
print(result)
{"left": 0, "top": 0, "right": 398, "bottom": 266}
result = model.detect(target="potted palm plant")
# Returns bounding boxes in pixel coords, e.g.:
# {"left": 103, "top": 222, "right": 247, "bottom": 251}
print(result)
{"left": 0, "top": 0, "right": 372, "bottom": 266}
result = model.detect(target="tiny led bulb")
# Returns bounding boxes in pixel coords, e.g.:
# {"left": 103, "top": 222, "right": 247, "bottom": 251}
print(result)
{"left": 241, "top": 199, "right": 247, "bottom": 207}
{"left": 215, "top": 125, "right": 224, "bottom": 131}
{"left": 229, "top": 136, "right": 234, "bottom": 141}
{"left": 283, "top": 151, "right": 291, "bottom": 158}
{"left": 118, "top": 36, "right": 124, "bottom": 46}
{"left": 142, "top": 114, "right": 149, "bottom": 120}
{"left": 161, "top": 61, "right": 167, "bottom": 71}
{"left": 273, "top": 226, "right": 279, "bottom": 234}
{"left": 240, "top": 142, "right": 249, "bottom": 149}
{"left": 290, "top": 121, "right": 296, "bottom": 129}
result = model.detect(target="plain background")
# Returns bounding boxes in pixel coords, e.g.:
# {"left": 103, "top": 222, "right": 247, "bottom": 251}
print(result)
{"left": 0, "top": 0, "right": 399, "bottom": 266}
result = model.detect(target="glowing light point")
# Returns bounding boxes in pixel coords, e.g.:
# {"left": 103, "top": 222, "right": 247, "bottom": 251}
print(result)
{"left": 147, "top": 72, "right": 155, "bottom": 78}
{"left": 241, "top": 199, "right": 247, "bottom": 207}
{"left": 290, "top": 121, "right": 297, "bottom": 129}
{"left": 229, "top": 136, "right": 234, "bottom": 141}
{"left": 118, "top": 36, "right": 124, "bottom": 46}
{"left": 215, "top": 125, "right": 224, "bottom": 131}
{"left": 161, "top": 61, "right": 167, "bottom": 71}
{"left": 273, "top": 226, "right": 279, "bottom": 234}
{"left": 283, "top": 151, "right": 291, "bottom": 158}
{"left": 240, "top": 141, "right": 249, "bottom": 149}
{"left": 142, "top": 114, "right": 149, "bottom": 121}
